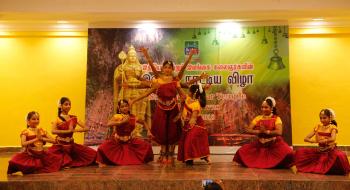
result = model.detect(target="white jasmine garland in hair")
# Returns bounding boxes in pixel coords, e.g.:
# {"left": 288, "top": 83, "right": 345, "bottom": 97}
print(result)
{"left": 197, "top": 82, "right": 203, "bottom": 93}
{"left": 265, "top": 96, "right": 276, "bottom": 107}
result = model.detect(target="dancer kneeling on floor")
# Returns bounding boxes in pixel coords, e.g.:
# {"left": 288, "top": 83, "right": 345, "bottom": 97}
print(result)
{"left": 97, "top": 99, "right": 154, "bottom": 167}
{"left": 48, "top": 97, "right": 96, "bottom": 168}
{"left": 294, "top": 108, "right": 350, "bottom": 175}
{"left": 8, "top": 111, "right": 61, "bottom": 175}
{"left": 233, "top": 96, "right": 294, "bottom": 169}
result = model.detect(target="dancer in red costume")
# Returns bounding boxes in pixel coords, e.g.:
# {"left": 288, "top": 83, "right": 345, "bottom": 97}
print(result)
{"left": 130, "top": 48, "right": 195, "bottom": 164}
{"left": 294, "top": 108, "right": 350, "bottom": 175}
{"left": 48, "top": 97, "right": 96, "bottom": 168}
{"left": 8, "top": 111, "right": 61, "bottom": 175}
{"left": 96, "top": 99, "right": 154, "bottom": 167}
{"left": 177, "top": 83, "right": 211, "bottom": 165}
{"left": 233, "top": 96, "right": 294, "bottom": 168}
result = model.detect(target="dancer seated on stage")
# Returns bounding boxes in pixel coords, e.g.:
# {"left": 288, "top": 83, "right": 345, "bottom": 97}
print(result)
{"left": 129, "top": 48, "right": 196, "bottom": 164}
{"left": 177, "top": 83, "right": 211, "bottom": 165}
{"left": 48, "top": 97, "right": 96, "bottom": 168}
{"left": 233, "top": 96, "right": 294, "bottom": 169}
{"left": 8, "top": 111, "right": 61, "bottom": 175}
{"left": 96, "top": 99, "right": 154, "bottom": 167}
{"left": 294, "top": 108, "right": 350, "bottom": 175}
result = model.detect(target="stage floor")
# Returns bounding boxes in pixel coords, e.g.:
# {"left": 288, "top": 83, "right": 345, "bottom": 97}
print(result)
{"left": 0, "top": 152, "right": 350, "bottom": 190}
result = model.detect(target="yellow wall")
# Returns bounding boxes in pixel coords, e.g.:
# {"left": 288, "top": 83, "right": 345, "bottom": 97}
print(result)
{"left": 290, "top": 28, "right": 350, "bottom": 145}
{"left": 0, "top": 32, "right": 87, "bottom": 146}
{"left": 0, "top": 29, "right": 350, "bottom": 146}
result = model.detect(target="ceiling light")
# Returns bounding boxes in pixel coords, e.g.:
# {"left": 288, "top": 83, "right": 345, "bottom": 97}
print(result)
{"left": 57, "top": 20, "right": 69, "bottom": 24}
{"left": 216, "top": 22, "right": 242, "bottom": 40}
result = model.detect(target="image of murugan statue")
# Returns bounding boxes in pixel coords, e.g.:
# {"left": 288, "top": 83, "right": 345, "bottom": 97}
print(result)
{"left": 113, "top": 45, "right": 151, "bottom": 137}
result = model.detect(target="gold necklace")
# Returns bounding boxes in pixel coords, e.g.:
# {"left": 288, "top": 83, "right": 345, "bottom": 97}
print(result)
{"left": 28, "top": 127, "right": 36, "bottom": 131}
{"left": 60, "top": 113, "right": 70, "bottom": 118}
{"left": 322, "top": 123, "right": 331, "bottom": 129}
{"left": 262, "top": 113, "right": 273, "bottom": 118}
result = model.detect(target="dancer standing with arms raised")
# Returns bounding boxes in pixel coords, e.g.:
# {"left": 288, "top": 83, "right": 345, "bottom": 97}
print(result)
{"left": 130, "top": 48, "right": 195, "bottom": 164}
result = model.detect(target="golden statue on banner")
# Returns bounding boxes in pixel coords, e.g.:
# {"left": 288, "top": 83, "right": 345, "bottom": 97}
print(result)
{"left": 113, "top": 45, "right": 151, "bottom": 137}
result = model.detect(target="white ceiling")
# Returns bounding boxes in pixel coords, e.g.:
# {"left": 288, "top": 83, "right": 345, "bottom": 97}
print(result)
{"left": 1, "top": 0, "right": 350, "bottom": 30}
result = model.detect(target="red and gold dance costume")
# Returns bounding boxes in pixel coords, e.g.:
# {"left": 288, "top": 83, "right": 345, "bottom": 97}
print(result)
{"left": 151, "top": 79, "right": 182, "bottom": 158}
{"left": 294, "top": 124, "right": 350, "bottom": 175}
{"left": 233, "top": 115, "right": 294, "bottom": 168}
{"left": 96, "top": 114, "right": 153, "bottom": 165}
{"left": 8, "top": 128, "right": 61, "bottom": 174}
{"left": 177, "top": 96, "right": 210, "bottom": 162}
{"left": 48, "top": 116, "right": 96, "bottom": 167}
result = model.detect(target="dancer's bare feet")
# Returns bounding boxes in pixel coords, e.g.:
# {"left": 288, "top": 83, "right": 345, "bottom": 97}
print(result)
{"left": 290, "top": 165, "right": 298, "bottom": 174}
{"left": 232, "top": 161, "right": 240, "bottom": 166}
{"left": 10, "top": 171, "right": 23, "bottom": 176}
{"left": 157, "top": 151, "right": 166, "bottom": 164}
{"left": 201, "top": 156, "right": 211, "bottom": 165}
{"left": 185, "top": 160, "right": 194, "bottom": 166}
{"left": 166, "top": 154, "right": 175, "bottom": 165}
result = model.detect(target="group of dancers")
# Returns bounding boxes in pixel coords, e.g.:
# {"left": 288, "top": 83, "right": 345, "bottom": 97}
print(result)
{"left": 7, "top": 47, "right": 350, "bottom": 176}
{"left": 233, "top": 99, "right": 350, "bottom": 175}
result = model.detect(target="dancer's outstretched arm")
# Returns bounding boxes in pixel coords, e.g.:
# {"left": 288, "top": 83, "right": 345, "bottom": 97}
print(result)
{"left": 140, "top": 47, "right": 161, "bottom": 78}
{"left": 74, "top": 120, "right": 89, "bottom": 132}
{"left": 304, "top": 129, "right": 317, "bottom": 143}
{"left": 107, "top": 115, "right": 130, "bottom": 127}
{"left": 129, "top": 83, "right": 158, "bottom": 106}
{"left": 176, "top": 81, "right": 186, "bottom": 100}
{"left": 177, "top": 48, "right": 196, "bottom": 80}
{"left": 181, "top": 72, "right": 209, "bottom": 88}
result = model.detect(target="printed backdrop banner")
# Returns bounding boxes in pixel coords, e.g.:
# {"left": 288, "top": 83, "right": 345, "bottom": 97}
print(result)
{"left": 85, "top": 27, "right": 291, "bottom": 146}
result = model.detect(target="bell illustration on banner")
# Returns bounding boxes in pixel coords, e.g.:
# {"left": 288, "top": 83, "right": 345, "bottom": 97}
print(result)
{"left": 197, "top": 28, "right": 202, "bottom": 35}
{"left": 269, "top": 49, "right": 285, "bottom": 70}
{"left": 268, "top": 26, "right": 285, "bottom": 70}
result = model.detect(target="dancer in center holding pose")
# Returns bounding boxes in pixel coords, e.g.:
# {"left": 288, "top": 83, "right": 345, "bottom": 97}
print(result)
{"left": 233, "top": 96, "right": 294, "bottom": 168}
{"left": 177, "top": 83, "right": 211, "bottom": 165}
{"left": 130, "top": 48, "right": 195, "bottom": 164}
{"left": 96, "top": 99, "right": 154, "bottom": 167}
